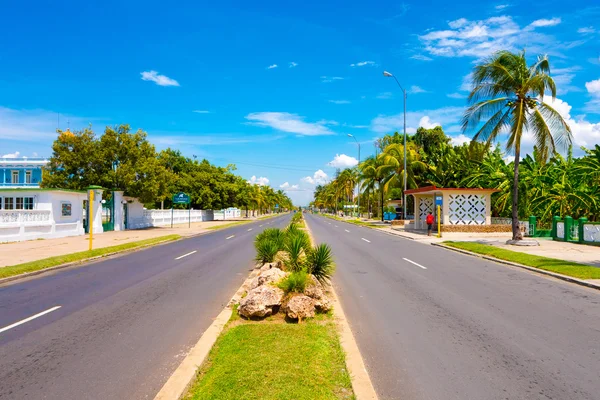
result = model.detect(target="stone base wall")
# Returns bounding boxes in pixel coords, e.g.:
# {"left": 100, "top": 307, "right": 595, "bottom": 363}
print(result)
{"left": 441, "top": 224, "right": 512, "bottom": 233}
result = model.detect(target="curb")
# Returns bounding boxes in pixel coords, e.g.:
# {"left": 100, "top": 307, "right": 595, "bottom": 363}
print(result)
{"left": 0, "top": 236, "right": 181, "bottom": 286}
{"left": 433, "top": 243, "right": 600, "bottom": 291}
{"left": 304, "top": 218, "right": 379, "bottom": 400}
{"left": 153, "top": 265, "right": 262, "bottom": 400}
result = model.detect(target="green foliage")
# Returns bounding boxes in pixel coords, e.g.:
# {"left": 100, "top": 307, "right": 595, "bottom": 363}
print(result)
{"left": 278, "top": 271, "right": 309, "bottom": 293}
{"left": 306, "top": 244, "right": 335, "bottom": 283}
{"left": 255, "top": 239, "right": 280, "bottom": 264}
{"left": 285, "top": 235, "right": 308, "bottom": 272}
{"left": 255, "top": 228, "right": 286, "bottom": 250}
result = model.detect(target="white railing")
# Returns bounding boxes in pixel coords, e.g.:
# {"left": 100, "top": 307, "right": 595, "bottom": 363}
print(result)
{"left": 583, "top": 223, "right": 600, "bottom": 243}
{"left": 133, "top": 209, "right": 225, "bottom": 228}
{"left": 0, "top": 210, "right": 51, "bottom": 225}
{"left": 556, "top": 221, "right": 565, "bottom": 239}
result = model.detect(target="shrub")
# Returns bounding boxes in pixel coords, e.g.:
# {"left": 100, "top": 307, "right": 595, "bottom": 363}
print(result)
{"left": 255, "top": 239, "right": 280, "bottom": 263}
{"left": 255, "top": 228, "right": 286, "bottom": 251}
{"left": 285, "top": 235, "right": 307, "bottom": 272}
{"left": 278, "top": 271, "right": 309, "bottom": 293}
{"left": 291, "top": 212, "right": 303, "bottom": 223}
{"left": 306, "top": 244, "right": 335, "bottom": 283}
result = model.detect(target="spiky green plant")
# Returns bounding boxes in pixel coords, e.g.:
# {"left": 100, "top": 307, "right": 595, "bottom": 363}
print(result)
{"left": 255, "top": 228, "right": 286, "bottom": 251}
{"left": 277, "top": 271, "right": 309, "bottom": 293}
{"left": 255, "top": 239, "right": 279, "bottom": 263}
{"left": 285, "top": 235, "right": 307, "bottom": 272}
{"left": 306, "top": 244, "right": 335, "bottom": 283}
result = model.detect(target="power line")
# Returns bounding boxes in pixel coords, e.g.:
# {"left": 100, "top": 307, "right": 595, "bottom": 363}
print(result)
{"left": 207, "top": 157, "right": 320, "bottom": 172}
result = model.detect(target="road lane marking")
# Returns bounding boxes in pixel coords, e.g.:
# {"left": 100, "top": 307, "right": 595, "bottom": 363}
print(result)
{"left": 403, "top": 258, "right": 427, "bottom": 270}
{"left": 226, "top": 235, "right": 235, "bottom": 240}
{"left": 247, "top": 228, "right": 253, "bottom": 231}
{"left": 175, "top": 251, "right": 197, "bottom": 260}
{"left": 334, "top": 225, "right": 339, "bottom": 228}
{"left": 361, "top": 238, "right": 371, "bottom": 243}
{"left": 259, "top": 225, "right": 263, "bottom": 227}
{"left": 328, "top": 222, "right": 331, "bottom": 224}
{"left": 345, "top": 229, "right": 350, "bottom": 232}
{"left": 0, "top": 306, "right": 62, "bottom": 334}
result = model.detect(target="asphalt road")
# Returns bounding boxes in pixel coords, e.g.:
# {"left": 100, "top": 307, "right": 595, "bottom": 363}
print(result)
{"left": 0, "top": 214, "right": 291, "bottom": 400}
{"left": 306, "top": 214, "right": 600, "bottom": 400}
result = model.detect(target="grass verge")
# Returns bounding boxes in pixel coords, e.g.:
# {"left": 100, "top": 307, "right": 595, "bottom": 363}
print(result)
{"left": 0, "top": 234, "right": 181, "bottom": 279}
{"left": 206, "top": 221, "right": 251, "bottom": 230}
{"left": 443, "top": 241, "right": 600, "bottom": 280}
{"left": 321, "top": 213, "right": 386, "bottom": 228}
{"left": 185, "top": 317, "right": 354, "bottom": 400}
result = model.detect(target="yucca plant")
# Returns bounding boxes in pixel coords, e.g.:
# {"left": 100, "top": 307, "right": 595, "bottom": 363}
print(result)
{"left": 255, "top": 238, "right": 280, "bottom": 263}
{"left": 285, "top": 235, "right": 307, "bottom": 272}
{"left": 277, "top": 271, "right": 309, "bottom": 293}
{"left": 306, "top": 244, "right": 335, "bottom": 283}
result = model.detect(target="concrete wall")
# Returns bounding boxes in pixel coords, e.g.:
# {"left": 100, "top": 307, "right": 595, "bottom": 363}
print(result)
{"left": 0, "top": 190, "right": 87, "bottom": 242}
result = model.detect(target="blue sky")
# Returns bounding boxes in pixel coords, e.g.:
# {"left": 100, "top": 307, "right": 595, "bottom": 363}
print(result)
{"left": 1, "top": 0, "right": 599, "bottom": 205}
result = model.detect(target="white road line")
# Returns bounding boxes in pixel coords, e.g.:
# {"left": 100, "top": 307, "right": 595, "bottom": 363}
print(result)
{"left": 345, "top": 229, "right": 350, "bottom": 233}
{"left": 403, "top": 257, "right": 427, "bottom": 270}
{"left": 334, "top": 225, "right": 339, "bottom": 228}
{"left": 259, "top": 225, "right": 263, "bottom": 227}
{"left": 226, "top": 235, "right": 235, "bottom": 240}
{"left": 0, "top": 306, "right": 62, "bottom": 334}
{"left": 247, "top": 228, "right": 253, "bottom": 231}
{"left": 328, "top": 222, "right": 332, "bottom": 225}
{"left": 361, "top": 238, "right": 371, "bottom": 243}
{"left": 175, "top": 251, "right": 197, "bottom": 260}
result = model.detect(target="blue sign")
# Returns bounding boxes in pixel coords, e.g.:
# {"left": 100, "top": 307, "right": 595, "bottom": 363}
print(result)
{"left": 435, "top": 195, "right": 443, "bottom": 207}
{"left": 275, "top": 204, "right": 279, "bottom": 208}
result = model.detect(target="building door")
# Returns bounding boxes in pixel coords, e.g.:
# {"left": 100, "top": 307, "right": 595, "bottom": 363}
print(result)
{"left": 102, "top": 194, "right": 115, "bottom": 232}
{"left": 83, "top": 200, "right": 89, "bottom": 233}
{"left": 123, "top": 203, "right": 129, "bottom": 230}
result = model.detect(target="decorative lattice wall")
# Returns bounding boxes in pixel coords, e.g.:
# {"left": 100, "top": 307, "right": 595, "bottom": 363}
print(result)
{"left": 448, "top": 194, "right": 486, "bottom": 225}
{"left": 419, "top": 197, "right": 434, "bottom": 223}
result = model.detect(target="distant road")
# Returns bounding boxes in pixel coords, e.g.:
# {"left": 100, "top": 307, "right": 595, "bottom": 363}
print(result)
{"left": 307, "top": 213, "right": 600, "bottom": 400}
{"left": 0, "top": 214, "right": 291, "bottom": 400}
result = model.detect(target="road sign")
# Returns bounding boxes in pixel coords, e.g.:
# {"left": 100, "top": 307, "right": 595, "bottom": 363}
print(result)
{"left": 173, "top": 192, "right": 190, "bottom": 205}
{"left": 275, "top": 204, "right": 279, "bottom": 208}
{"left": 435, "top": 195, "right": 443, "bottom": 207}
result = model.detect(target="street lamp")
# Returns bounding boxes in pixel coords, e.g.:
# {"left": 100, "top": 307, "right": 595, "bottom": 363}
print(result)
{"left": 347, "top": 134, "right": 361, "bottom": 218}
{"left": 383, "top": 70, "right": 407, "bottom": 221}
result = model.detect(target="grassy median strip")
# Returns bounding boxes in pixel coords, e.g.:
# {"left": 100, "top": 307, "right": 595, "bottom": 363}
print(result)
{"left": 185, "top": 316, "right": 354, "bottom": 400}
{"left": 0, "top": 234, "right": 181, "bottom": 279}
{"left": 321, "top": 213, "right": 385, "bottom": 228}
{"left": 444, "top": 241, "right": 600, "bottom": 280}
{"left": 206, "top": 221, "right": 251, "bottom": 230}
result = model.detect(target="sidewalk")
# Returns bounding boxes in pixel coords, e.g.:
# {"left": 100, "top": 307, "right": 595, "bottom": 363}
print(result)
{"left": 0, "top": 219, "right": 248, "bottom": 268}
{"left": 382, "top": 227, "right": 600, "bottom": 267}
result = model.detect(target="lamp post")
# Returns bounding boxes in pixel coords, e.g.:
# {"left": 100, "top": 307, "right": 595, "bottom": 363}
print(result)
{"left": 347, "top": 134, "right": 360, "bottom": 219}
{"left": 383, "top": 70, "right": 407, "bottom": 220}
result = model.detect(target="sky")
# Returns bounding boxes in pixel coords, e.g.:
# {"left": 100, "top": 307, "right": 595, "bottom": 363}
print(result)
{"left": 1, "top": 0, "right": 599, "bottom": 205}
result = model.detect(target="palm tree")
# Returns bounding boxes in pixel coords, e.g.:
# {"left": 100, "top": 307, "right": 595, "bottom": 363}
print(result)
{"left": 359, "top": 156, "right": 389, "bottom": 221}
{"left": 462, "top": 50, "right": 572, "bottom": 240}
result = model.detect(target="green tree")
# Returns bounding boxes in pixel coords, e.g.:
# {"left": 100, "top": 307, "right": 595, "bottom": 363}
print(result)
{"left": 462, "top": 50, "right": 572, "bottom": 240}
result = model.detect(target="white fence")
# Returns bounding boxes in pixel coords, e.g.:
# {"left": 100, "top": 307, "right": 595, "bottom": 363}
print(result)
{"left": 128, "top": 208, "right": 241, "bottom": 229}
{"left": 0, "top": 210, "right": 84, "bottom": 243}
{"left": 583, "top": 223, "right": 600, "bottom": 243}
{"left": 490, "top": 217, "right": 530, "bottom": 235}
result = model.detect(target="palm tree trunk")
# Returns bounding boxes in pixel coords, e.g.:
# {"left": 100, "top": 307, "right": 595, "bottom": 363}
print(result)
{"left": 512, "top": 148, "right": 523, "bottom": 240}
{"left": 380, "top": 183, "right": 384, "bottom": 222}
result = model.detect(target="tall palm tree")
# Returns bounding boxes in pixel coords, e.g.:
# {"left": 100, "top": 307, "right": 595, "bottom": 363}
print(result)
{"left": 462, "top": 50, "right": 572, "bottom": 240}
{"left": 359, "top": 156, "right": 389, "bottom": 221}
{"left": 379, "top": 143, "right": 428, "bottom": 210}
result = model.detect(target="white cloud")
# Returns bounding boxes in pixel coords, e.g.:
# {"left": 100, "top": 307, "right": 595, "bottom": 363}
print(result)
{"left": 248, "top": 175, "right": 270, "bottom": 186}
{"left": 245, "top": 112, "right": 336, "bottom": 136}
{"left": 289, "top": 62, "right": 298, "bottom": 68}
{"left": 578, "top": 27, "right": 595, "bottom": 34}
{"left": 327, "top": 154, "right": 358, "bottom": 168}
{"left": 541, "top": 96, "right": 600, "bottom": 150}
{"left": 410, "top": 54, "right": 433, "bottom": 61}
{"left": 140, "top": 70, "right": 180, "bottom": 87}
{"left": 280, "top": 182, "right": 299, "bottom": 190}
{"left": 1, "top": 151, "right": 20, "bottom": 158}
{"left": 495, "top": 4, "right": 510, "bottom": 10}
{"left": 321, "top": 76, "right": 344, "bottom": 83}
{"left": 376, "top": 92, "right": 393, "bottom": 99}
{"left": 450, "top": 134, "right": 471, "bottom": 146}
{"left": 267, "top": 64, "right": 278, "bottom": 69}
{"left": 301, "top": 169, "right": 329, "bottom": 185}
{"left": 527, "top": 18, "right": 561, "bottom": 29}
{"left": 447, "top": 92, "right": 467, "bottom": 99}
{"left": 418, "top": 15, "right": 566, "bottom": 59}
{"left": 371, "top": 106, "right": 464, "bottom": 134}
{"left": 329, "top": 100, "right": 351, "bottom": 104}
{"left": 343, "top": 123, "right": 369, "bottom": 129}
{"left": 409, "top": 85, "right": 427, "bottom": 94}
{"left": 350, "top": 61, "right": 376, "bottom": 67}
{"left": 586, "top": 78, "right": 600, "bottom": 94}
{"left": 192, "top": 110, "right": 211, "bottom": 114}
{"left": 552, "top": 66, "right": 583, "bottom": 94}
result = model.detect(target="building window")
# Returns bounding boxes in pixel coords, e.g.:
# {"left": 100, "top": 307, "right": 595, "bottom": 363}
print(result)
{"left": 25, "top": 171, "right": 31, "bottom": 184}
{"left": 4, "top": 197, "right": 14, "bottom": 210}
{"left": 16, "top": 197, "right": 23, "bottom": 209}
{"left": 24, "top": 197, "right": 34, "bottom": 210}
{"left": 0, "top": 197, "right": 3, "bottom": 210}
{"left": 12, "top": 171, "right": 19, "bottom": 184}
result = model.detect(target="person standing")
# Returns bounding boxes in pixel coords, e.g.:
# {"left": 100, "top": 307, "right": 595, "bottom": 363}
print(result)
{"left": 426, "top": 211, "right": 435, "bottom": 236}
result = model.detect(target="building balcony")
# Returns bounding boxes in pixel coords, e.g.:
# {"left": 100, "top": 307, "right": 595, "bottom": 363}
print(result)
{"left": 0, "top": 182, "right": 41, "bottom": 188}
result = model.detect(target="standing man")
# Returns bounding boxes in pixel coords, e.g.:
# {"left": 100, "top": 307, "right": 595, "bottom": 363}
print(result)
{"left": 426, "top": 211, "right": 435, "bottom": 236}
